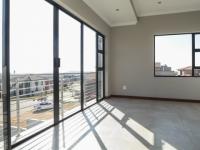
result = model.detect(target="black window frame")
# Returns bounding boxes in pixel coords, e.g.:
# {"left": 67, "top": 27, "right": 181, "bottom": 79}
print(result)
{"left": 154, "top": 32, "right": 200, "bottom": 77}
{"left": 2, "top": 0, "right": 106, "bottom": 149}
{"left": 96, "top": 34, "right": 105, "bottom": 102}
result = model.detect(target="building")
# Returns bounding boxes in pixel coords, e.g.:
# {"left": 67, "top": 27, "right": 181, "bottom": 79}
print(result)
{"left": 178, "top": 66, "right": 200, "bottom": 76}
{"left": 155, "top": 62, "right": 178, "bottom": 76}
{"left": 9, "top": 74, "right": 53, "bottom": 98}
{"left": 178, "top": 66, "right": 192, "bottom": 76}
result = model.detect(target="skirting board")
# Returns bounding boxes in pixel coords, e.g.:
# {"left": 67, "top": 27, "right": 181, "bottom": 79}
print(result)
{"left": 110, "top": 95, "right": 200, "bottom": 103}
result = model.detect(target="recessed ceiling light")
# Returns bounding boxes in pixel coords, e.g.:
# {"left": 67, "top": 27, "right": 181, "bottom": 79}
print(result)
{"left": 115, "top": 9, "right": 120, "bottom": 12}
{"left": 157, "top": 1, "right": 162, "bottom": 4}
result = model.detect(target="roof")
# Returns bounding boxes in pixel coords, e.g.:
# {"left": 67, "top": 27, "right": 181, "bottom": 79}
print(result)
{"left": 10, "top": 74, "right": 53, "bottom": 83}
{"left": 178, "top": 66, "right": 192, "bottom": 71}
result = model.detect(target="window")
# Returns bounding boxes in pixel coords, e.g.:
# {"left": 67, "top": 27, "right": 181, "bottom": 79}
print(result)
{"left": 194, "top": 34, "right": 200, "bottom": 76}
{"left": 97, "top": 35, "right": 105, "bottom": 100}
{"left": 98, "top": 36, "right": 103, "bottom": 50}
{"left": 195, "top": 34, "right": 200, "bottom": 49}
{"left": 10, "top": 0, "right": 53, "bottom": 144}
{"left": 155, "top": 33, "right": 200, "bottom": 77}
{"left": 98, "top": 71, "right": 104, "bottom": 99}
{"left": 2, "top": 0, "right": 105, "bottom": 148}
{"left": 98, "top": 53, "right": 103, "bottom": 68}
{"left": 83, "top": 25, "right": 97, "bottom": 107}
{"left": 59, "top": 10, "right": 81, "bottom": 119}
{"left": 195, "top": 53, "right": 200, "bottom": 67}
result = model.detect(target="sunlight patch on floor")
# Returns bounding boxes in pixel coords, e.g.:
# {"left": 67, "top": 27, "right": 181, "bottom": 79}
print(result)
{"left": 71, "top": 132, "right": 102, "bottom": 150}
{"left": 162, "top": 140, "right": 177, "bottom": 150}
{"left": 111, "top": 108, "right": 125, "bottom": 120}
{"left": 95, "top": 115, "right": 149, "bottom": 150}
{"left": 126, "top": 118, "right": 154, "bottom": 146}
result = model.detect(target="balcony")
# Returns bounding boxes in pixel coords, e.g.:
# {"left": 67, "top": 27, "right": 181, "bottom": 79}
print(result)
{"left": 0, "top": 72, "right": 97, "bottom": 146}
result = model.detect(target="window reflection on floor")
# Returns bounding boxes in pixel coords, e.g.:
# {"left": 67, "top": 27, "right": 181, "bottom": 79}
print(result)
{"left": 14, "top": 99, "right": 196, "bottom": 150}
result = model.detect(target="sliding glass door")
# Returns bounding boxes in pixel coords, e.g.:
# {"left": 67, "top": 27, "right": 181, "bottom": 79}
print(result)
{"left": 10, "top": 0, "right": 54, "bottom": 144}
{"left": 1, "top": 1, "right": 105, "bottom": 148}
{"left": 83, "top": 25, "right": 97, "bottom": 108}
{"left": 59, "top": 10, "right": 81, "bottom": 119}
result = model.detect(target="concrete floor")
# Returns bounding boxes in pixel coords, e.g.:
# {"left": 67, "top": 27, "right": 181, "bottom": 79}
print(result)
{"left": 14, "top": 98, "right": 200, "bottom": 150}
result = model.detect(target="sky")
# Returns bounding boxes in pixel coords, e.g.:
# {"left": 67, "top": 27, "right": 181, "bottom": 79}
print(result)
{"left": 0, "top": 0, "right": 96, "bottom": 75}
{"left": 196, "top": 52, "right": 200, "bottom": 66}
{"left": 195, "top": 35, "right": 200, "bottom": 66}
{"left": 60, "top": 10, "right": 96, "bottom": 73}
{"left": 59, "top": 10, "right": 81, "bottom": 73}
{"left": 196, "top": 34, "right": 200, "bottom": 49}
{"left": 155, "top": 34, "right": 192, "bottom": 71}
{"left": 10, "top": 0, "right": 53, "bottom": 74}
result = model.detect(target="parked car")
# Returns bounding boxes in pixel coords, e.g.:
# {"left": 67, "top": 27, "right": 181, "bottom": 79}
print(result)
{"left": 34, "top": 97, "right": 53, "bottom": 111}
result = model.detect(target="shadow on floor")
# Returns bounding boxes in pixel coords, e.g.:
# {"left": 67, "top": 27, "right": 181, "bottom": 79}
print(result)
{"left": 14, "top": 98, "right": 200, "bottom": 150}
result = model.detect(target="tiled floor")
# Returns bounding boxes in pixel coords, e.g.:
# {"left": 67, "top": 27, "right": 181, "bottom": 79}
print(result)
{"left": 14, "top": 98, "right": 200, "bottom": 150}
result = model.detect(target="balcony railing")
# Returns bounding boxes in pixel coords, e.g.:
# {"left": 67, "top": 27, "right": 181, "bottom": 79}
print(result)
{"left": 0, "top": 72, "right": 97, "bottom": 144}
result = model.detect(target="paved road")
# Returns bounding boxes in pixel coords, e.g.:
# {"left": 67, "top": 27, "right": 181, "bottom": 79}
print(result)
{"left": 0, "top": 90, "right": 79, "bottom": 120}
{"left": 0, "top": 96, "right": 54, "bottom": 121}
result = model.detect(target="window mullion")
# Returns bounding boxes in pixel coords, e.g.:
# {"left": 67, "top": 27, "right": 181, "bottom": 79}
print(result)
{"left": 2, "top": 0, "right": 11, "bottom": 149}
{"left": 53, "top": 7, "right": 60, "bottom": 124}
{"left": 192, "top": 33, "right": 195, "bottom": 76}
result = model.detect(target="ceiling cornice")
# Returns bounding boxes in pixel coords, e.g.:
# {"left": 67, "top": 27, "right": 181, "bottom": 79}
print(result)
{"left": 138, "top": 8, "right": 200, "bottom": 17}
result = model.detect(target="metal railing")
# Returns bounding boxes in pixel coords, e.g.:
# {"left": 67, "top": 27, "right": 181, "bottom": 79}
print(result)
{"left": 0, "top": 72, "right": 97, "bottom": 141}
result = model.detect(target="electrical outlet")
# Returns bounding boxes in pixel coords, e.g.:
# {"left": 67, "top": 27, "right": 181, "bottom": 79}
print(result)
{"left": 122, "top": 85, "right": 127, "bottom": 90}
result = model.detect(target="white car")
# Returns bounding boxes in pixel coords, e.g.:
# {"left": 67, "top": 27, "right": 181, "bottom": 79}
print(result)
{"left": 34, "top": 98, "right": 53, "bottom": 111}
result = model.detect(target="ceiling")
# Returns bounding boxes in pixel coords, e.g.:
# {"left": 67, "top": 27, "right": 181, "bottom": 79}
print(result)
{"left": 82, "top": 0, "right": 137, "bottom": 27}
{"left": 82, "top": 0, "right": 200, "bottom": 27}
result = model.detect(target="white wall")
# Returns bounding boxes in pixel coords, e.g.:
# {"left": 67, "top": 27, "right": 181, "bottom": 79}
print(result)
{"left": 111, "top": 11, "right": 200, "bottom": 100}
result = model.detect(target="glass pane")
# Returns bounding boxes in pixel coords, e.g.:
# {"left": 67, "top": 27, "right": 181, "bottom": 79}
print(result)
{"left": 98, "top": 36, "right": 103, "bottom": 50}
{"left": 155, "top": 34, "right": 192, "bottom": 76}
{"left": 10, "top": 0, "right": 53, "bottom": 144}
{"left": 59, "top": 10, "right": 81, "bottom": 119}
{"left": 195, "top": 52, "right": 200, "bottom": 67}
{"left": 0, "top": 1, "right": 3, "bottom": 148}
{"left": 98, "top": 71, "right": 103, "bottom": 100}
{"left": 84, "top": 25, "right": 96, "bottom": 107}
{"left": 195, "top": 34, "right": 200, "bottom": 49}
{"left": 194, "top": 69, "right": 200, "bottom": 77}
{"left": 98, "top": 53, "right": 103, "bottom": 68}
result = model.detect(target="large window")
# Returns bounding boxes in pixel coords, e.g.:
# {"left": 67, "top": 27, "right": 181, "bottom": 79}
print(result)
{"left": 1, "top": 0, "right": 105, "bottom": 148}
{"left": 10, "top": 0, "right": 53, "bottom": 144}
{"left": 155, "top": 33, "right": 200, "bottom": 77}
{"left": 59, "top": 10, "right": 81, "bottom": 119}
{"left": 83, "top": 25, "right": 97, "bottom": 107}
